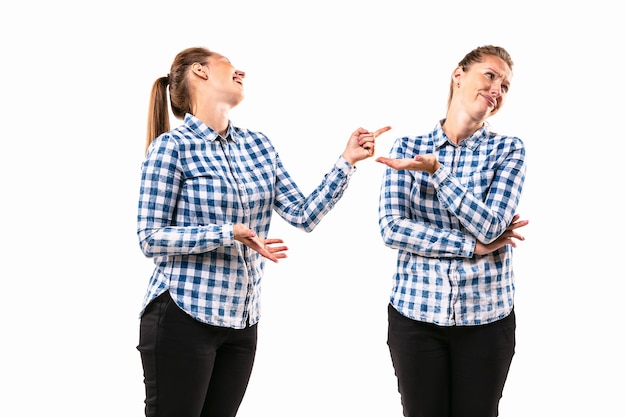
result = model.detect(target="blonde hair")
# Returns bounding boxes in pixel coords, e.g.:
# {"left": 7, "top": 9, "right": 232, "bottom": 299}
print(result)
{"left": 145, "top": 47, "right": 215, "bottom": 154}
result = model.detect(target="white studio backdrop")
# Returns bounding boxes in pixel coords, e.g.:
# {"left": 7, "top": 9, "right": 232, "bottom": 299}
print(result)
{"left": 1, "top": 1, "right": 624, "bottom": 416}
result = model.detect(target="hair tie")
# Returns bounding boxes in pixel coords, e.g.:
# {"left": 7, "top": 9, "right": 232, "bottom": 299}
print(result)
{"left": 164, "top": 74, "right": 170, "bottom": 85}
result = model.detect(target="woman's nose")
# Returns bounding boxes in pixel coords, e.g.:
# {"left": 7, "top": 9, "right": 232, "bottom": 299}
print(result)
{"left": 490, "top": 81, "right": 503, "bottom": 96}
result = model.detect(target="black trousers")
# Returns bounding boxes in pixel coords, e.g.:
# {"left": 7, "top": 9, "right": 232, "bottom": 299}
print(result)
{"left": 137, "top": 292, "right": 257, "bottom": 417}
{"left": 387, "top": 304, "right": 515, "bottom": 417}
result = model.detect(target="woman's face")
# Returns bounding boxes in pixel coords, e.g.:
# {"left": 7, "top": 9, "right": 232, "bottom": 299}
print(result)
{"left": 454, "top": 54, "right": 512, "bottom": 120}
{"left": 205, "top": 53, "right": 246, "bottom": 105}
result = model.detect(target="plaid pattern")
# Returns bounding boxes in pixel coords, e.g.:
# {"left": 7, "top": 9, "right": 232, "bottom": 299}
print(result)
{"left": 137, "top": 114, "right": 354, "bottom": 328}
{"left": 379, "top": 121, "right": 526, "bottom": 326}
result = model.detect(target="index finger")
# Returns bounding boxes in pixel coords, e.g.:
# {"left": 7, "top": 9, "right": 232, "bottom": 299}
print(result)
{"left": 508, "top": 219, "right": 529, "bottom": 231}
{"left": 373, "top": 126, "right": 392, "bottom": 138}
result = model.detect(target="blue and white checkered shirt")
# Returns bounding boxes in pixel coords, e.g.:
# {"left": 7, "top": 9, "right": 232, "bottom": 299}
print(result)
{"left": 137, "top": 114, "right": 355, "bottom": 329}
{"left": 378, "top": 121, "right": 526, "bottom": 326}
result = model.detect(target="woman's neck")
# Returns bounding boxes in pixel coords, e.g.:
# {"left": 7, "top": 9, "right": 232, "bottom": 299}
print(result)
{"left": 194, "top": 103, "right": 230, "bottom": 137}
{"left": 442, "top": 114, "right": 483, "bottom": 144}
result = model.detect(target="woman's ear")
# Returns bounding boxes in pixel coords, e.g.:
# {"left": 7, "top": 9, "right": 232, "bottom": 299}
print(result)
{"left": 191, "top": 62, "right": 209, "bottom": 80}
{"left": 451, "top": 66, "right": 463, "bottom": 88}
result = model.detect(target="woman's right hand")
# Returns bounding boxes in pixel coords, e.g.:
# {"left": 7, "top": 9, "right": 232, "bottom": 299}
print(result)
{"left": 342, "top": 126, "right": 392, "bottom": 166}
{"left": 376, "top": 154, "right": 441, "bottom": 175}
{"left": 474, "top": 214, "right": 529, "bottom": 256}
{"left": 234, "top": 224, "right": 288, "bottom": 263}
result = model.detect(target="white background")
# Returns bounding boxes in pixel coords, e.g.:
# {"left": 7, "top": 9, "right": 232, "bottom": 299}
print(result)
{"left": 2, "top": 1, "right": 624, "bottom": 416}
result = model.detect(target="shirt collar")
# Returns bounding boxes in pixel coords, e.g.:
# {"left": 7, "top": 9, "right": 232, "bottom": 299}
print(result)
{"left": 184, "top": 113, "right": 238, "bottom": 144}
{"left": 433, "top": 119, "right": 488, "bottom": 151}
